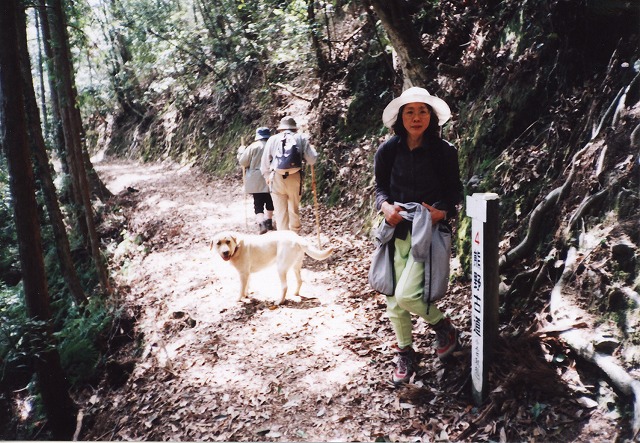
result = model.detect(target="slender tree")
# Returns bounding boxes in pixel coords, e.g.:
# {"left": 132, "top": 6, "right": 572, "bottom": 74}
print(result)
{"left": 362, "top": 0, "right": 430, "bottom": 88}
{"left": 102, "top": 0, "right": 146, "bottom": 119}
{"left": 33, "top": 8, "right": 50, "bottom": 138}
{"left": 307, "top": 0, "right": 330, "bottom": 75}
{"left": 35, "top": 0, "right": 87, "bottom": 242}
{"left": 0, "top": 0, "right": 77, "bottom": 438}
{"left": 17, "top": 4, "right": 88, "bottom": 306}
{"left": 47, "top": 0, "right": 111, "bottom": 293}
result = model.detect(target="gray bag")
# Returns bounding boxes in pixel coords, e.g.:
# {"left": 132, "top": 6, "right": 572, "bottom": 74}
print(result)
{"left": 408, "top": 204, "right": 433, "bottom": 261}
{"left": 423, "top": 224, "right": 452, "bottom": 303}
{"left": 368, "top": 219, "right": 395, "bottom": 296}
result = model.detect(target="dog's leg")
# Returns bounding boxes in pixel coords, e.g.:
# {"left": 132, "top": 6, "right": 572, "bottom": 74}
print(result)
{"left": 238, "top": 273, "right": 250, "bottom": 301}
{"left": 292, "top": 259, "right": 303, "bottom": 297}
{"left": 276, "top": 266, "right": 288, "bottom": 305}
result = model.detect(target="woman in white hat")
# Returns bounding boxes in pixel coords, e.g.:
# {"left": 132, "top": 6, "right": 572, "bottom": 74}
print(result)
{"left": 373, "top": 87, "right": 463, "bottom": 385}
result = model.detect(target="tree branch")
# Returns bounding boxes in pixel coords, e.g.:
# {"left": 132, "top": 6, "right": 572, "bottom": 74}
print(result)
{"left": 271, "top": 82, "right": 314, "bottom": 102}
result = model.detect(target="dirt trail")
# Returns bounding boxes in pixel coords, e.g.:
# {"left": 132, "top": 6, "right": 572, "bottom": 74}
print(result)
{"left": 86, "top": 159, "right": 402, "bottom": 441}
{"left": 81, "top": 159, "right": 621, "bottom": 442}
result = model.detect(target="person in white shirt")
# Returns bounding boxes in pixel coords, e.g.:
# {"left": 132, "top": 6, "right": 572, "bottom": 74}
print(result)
{"left": 237, "top": 127, "right": 275, "bottom": 234}
{"left": 260, "top": 116, "right": 318, "bottom": 233}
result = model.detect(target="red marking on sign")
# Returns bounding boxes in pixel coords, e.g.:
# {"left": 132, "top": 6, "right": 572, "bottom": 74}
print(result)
{"left": 474, "top": 232, "right": 481, "bottom": 244}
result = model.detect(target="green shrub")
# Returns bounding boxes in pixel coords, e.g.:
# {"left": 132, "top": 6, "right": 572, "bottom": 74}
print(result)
{"left": 54, "top": 298, "right": 114, "bottom": 386}
{"left": 0, "top": 282, "right": 114, "bottom": 389}
{"left": 0, "top": 287, "right": 54, "bottom": 390}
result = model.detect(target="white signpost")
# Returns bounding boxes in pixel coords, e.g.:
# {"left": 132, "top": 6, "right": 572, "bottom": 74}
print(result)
{"left": 466, "top": 193, "right": 499, "bottom": 405}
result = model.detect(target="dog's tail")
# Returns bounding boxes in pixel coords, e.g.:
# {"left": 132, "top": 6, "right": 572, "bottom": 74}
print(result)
{"left": 304, "top": 244, "right": 333, "bottom": 261}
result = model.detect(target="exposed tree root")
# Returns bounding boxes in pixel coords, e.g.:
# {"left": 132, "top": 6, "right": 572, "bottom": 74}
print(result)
{"left": 498, "top": 185, "right": 560, "bottom": 270}
{"left": 564, "top": 187, "right": 609, "bottom": 237}
{"left": 499, "top": 72, "right": 637, "bottom": 271}
{"left": 498, "top": 137, "right": 589, "bottom": 270}
{"left": 549, "top": 247, "right": 640, "bottom": 438}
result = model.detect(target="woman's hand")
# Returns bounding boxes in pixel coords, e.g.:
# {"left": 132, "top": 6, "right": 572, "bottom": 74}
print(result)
{"left": 381, "top": 201, "right": 403, "bottom": 227}
{"left": 422, "top": 202, "right": 447, "bottom": 223}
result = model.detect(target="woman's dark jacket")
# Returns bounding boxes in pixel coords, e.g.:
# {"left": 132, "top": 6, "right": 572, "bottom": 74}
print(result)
{"left": 374, "top": 135, "right": 463, "bottom": 225}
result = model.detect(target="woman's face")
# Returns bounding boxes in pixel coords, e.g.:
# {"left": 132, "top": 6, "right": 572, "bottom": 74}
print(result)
{"left": 401, "top": 102, "right": 431, "bottom": 138}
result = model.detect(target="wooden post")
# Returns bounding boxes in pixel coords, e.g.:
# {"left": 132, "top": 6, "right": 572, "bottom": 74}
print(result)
{"left": 311, "top": 164, "right": 321, "bottom": 248}
{"left": 240, "top": 136, "right": 248, "bottom": 228}
{"left": 466, "top": 192, "right": 500, "bottom": 405}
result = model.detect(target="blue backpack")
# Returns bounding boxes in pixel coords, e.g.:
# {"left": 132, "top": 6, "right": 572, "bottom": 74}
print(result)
{"left": 275, "top": 132, "right": 302, "bottom": 171}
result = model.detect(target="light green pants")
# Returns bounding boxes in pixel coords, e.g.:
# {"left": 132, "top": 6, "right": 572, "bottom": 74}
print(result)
{"left": 386, "top": 232, "right": 444, "bottom": 348}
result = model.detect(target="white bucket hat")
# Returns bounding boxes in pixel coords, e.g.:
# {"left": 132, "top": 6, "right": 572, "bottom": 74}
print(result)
{"left": 382, "top": 87, "right": 451, "bottom": 128}
{"left": 277, "top": 116, "right": 298, "bottom": 131}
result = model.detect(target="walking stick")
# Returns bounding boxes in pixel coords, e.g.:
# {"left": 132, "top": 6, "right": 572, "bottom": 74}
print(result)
{"left": 311, "top": 164, "right": 321, "bottom": 248}
{"left": 240, "top": 136, "right": 248, "bottom": 228}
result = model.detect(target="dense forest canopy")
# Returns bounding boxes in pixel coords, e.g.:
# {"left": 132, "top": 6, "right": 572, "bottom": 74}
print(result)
{"left": 0, "top": 0, "right": 639, "bottom": 440}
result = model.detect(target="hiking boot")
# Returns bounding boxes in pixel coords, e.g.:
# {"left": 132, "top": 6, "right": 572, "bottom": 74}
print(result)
{"left": 265, "top": 219, "right": 275, "bottom": 231}
{"left": 258, "top": 221, "right": 268, "bottom": 235}
{"left": 392, "top": 346, "right": 415, "bottom": 385}
{"left": 433, "top": 317, "right": 458, "bottom": 360}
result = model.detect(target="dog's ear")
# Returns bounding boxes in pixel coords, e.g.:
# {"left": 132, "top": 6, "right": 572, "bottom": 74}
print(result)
{"left": 209, "top": 240, "right": 214, "bottom": 250}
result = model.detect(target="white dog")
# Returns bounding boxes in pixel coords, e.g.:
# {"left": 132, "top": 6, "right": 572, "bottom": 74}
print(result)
{"left": 210, "top": 230, "right": 333, "bottom": 305}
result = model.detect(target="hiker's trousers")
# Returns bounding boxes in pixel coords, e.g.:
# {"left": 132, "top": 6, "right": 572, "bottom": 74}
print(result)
{"left": 252, "top": 192, "right": 274, "bottom": 215}
{"left": 386, "top": 232, "right": 445, "bottom": 349}
{"left": 270, "top": 171, "right": 301, "bottom": 233}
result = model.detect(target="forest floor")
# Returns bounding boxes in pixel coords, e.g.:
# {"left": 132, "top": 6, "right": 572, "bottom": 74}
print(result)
{"left": 77, "top": 158, "right": 632, "bottom": 442}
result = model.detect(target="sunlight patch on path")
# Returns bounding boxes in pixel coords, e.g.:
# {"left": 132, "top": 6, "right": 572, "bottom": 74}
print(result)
{"left": 95, "top": 161, "right": 166, "bottom": 193}
{"left": 96, "top": 159, "right": 381, "bottom": 442}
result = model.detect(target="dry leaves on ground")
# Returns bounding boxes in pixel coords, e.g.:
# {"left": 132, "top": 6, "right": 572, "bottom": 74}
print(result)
{"left": 79, "top": 160, "right": 626, "bottom": 442}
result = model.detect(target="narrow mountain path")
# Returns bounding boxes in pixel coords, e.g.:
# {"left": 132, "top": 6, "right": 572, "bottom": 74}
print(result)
{"left": 83, "top": 158, "right": 406, "bottom": 441}
{"left": 78, "top": 158, "right": 620, "bottom": 442}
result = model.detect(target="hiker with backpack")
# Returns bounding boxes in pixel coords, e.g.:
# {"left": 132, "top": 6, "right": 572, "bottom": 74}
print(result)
{"left": 260, "top": 116, "right": 318, "bottom": 233}
{"left": 237, "top": 126, "right": 276, "bottom": 234}
{"left": 372, "top": 87, "right": 464, "bottom": 385}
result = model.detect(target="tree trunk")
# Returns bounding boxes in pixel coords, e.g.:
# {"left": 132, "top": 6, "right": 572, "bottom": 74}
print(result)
{"left": 363, "top": 0, "right": 430, "bottom": 89}
{"left": 83, "top": 147, "right": 114, "bottom": 201}
{"left": 39, "top": 1, "right": 112, "bottom": 205}
{"left": 33, "top": 8, "right": 49, "bottom": 138}
{"left": 34, "top": 0, "right": 66, "bottom": 163}
{"left": 103, "top": 0, "right": 146, "bottom": 119}
{"left": 17, "top": 4, "right": 88, "bottom": 307}
{"left": 44, "top": 0, "right": 90, "bottom": 242}
{"left": 47, "top": 0, "right": 111, "bottom": 294}
{"left": 36, "top": 0, "right": 84, "bottom": 235}
{"left": 307, "top": 0, "right": 330, "bottom": 74}
{"left": 0, "top": 0, "right": 77, "bottom": 438}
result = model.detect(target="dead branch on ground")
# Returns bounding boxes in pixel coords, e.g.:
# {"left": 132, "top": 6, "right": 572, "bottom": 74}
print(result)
{"left": 271, "top": 82, "right": 314, "bottom": 102}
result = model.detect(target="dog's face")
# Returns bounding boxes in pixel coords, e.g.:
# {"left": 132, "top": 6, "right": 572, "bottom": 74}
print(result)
{"left": 210, "top": 232, "right": 239, "bottom": 261}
